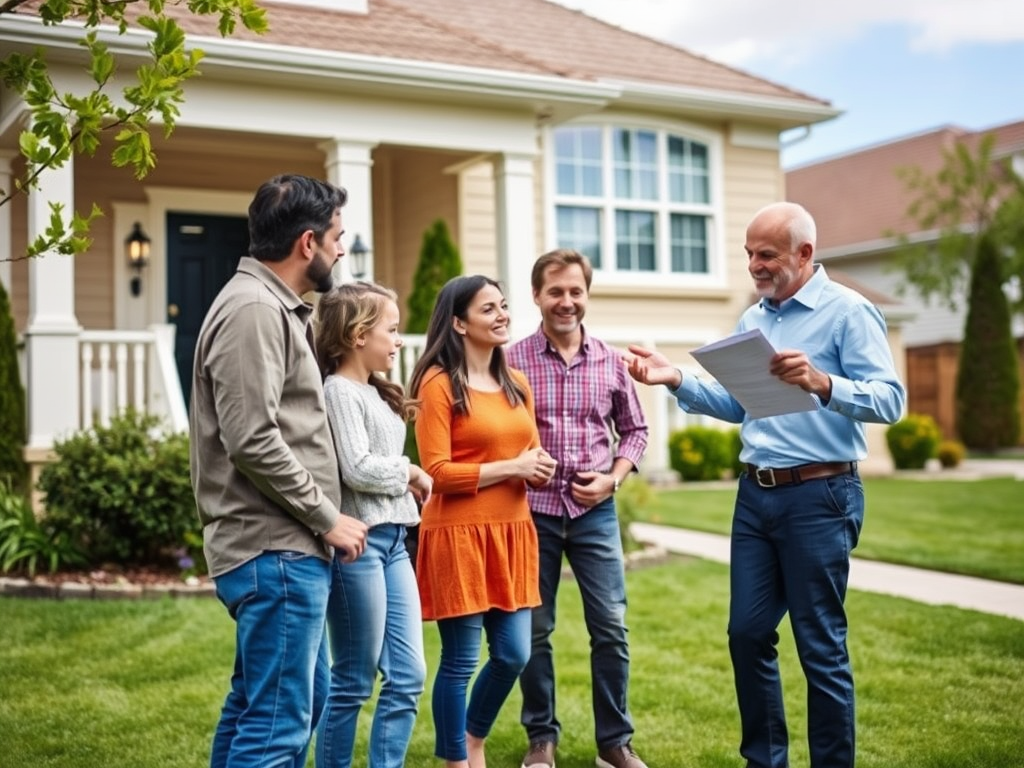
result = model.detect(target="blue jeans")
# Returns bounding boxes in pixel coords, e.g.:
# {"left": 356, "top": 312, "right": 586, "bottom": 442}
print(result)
{"left": 729, "top": 472, "right": 865, "bottom": 768}
{"left": 211, "top": 551, "right": 332, "bottom": 768}
{"left": 519, "top": 499, "right": 633, "bottom": 750}
{"left": 316, "top": 524, "right": 425, "bottom": 768}
{"left": 433, "top": 608, "right": 532, "bottom": 760}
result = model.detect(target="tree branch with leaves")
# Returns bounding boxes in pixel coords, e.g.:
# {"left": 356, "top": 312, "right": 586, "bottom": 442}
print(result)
{"left": 892, "top": 132, "right": 1024, "bottom": 314}
{"left": 0, "top": 0, "right": 268, "bottom": 260}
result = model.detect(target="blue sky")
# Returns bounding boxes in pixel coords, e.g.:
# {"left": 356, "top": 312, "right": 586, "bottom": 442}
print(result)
{"left": 551, "top": 0, "right": 1024, "bottom": 168}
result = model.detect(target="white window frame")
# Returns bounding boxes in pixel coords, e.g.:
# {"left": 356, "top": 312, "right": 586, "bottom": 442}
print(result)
{"left": 544, "top": 116, "right": 726, "bottom": 290}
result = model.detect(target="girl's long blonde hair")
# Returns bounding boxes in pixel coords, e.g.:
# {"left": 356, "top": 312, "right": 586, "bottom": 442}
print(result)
{"left": 314, "top": 281, "right": 415, "bottom": 421}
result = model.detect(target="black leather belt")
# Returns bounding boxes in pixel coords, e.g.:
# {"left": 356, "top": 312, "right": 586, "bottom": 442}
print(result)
{"left": 745, "top": 461, "right": 857, "bottom": 489}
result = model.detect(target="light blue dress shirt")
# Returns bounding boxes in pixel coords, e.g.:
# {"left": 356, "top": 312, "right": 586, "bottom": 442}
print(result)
{"left": 670, "top": 265, "right": 906, "bottom": 468}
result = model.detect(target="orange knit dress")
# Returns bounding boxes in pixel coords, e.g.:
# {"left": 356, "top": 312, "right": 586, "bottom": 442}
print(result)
{"left": 414, "top": 367, "right": 542, "bottom": 621}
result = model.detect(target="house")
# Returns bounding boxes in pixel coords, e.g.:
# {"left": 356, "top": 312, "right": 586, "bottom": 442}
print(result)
{"left": 786, "top": 120, "right": 1024, "bottom": 442}
{"left": 4, "top": 0, "right": 901, "bottom": 483}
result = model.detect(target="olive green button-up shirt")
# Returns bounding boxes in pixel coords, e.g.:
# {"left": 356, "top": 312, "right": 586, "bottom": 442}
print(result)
{"left": 189, "top": 257, "right": 341, "bottom": 578}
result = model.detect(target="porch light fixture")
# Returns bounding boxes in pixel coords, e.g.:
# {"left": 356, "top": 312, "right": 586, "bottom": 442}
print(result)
{"left": 126, "top": 222, "right": 151, "bottom": 297}
{"left": 349, "top": 233, "right": 370, "bottom": 279}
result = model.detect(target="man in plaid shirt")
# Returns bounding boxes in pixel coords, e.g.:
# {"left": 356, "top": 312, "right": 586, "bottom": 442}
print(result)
{"left": 508, "top": 249, "right": 650, "bottom": 768}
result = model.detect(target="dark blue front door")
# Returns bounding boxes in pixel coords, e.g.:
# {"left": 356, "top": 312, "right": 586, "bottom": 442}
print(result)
{"left": 166, "top": 212, "right": 249, "bottom": 407}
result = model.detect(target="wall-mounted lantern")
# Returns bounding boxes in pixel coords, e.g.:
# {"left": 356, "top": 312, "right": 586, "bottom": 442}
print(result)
{"left": 126, "top": 222, "right": 151, "bottom": 297}
{"left": 349, "top": 233, "right": 370, "bottom": 280}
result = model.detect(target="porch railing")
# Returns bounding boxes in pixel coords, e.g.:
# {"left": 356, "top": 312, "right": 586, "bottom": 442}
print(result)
{"left": 74, "top": 328, "right": 695, "bottom": 474}
{"left": 79, "top": 325, "right": 187, "bottom": 433}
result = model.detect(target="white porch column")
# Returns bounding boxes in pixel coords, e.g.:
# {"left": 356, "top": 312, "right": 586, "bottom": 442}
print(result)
{"left": 494, "top": 152, "right": 537, "bottom": 339}
{"left": 24, "top": 156, "right": 81, "bottom": 457}
{"left": 321, "top": 140, "right": 376, "bottom": 283}
{"left": 0, "top": 152, "right": 14, "bottom": 290}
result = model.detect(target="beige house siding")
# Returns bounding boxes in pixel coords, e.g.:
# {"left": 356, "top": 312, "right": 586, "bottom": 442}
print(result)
{"left": 373, "top": 146, "right": 461, "bottom": 328}
{"left": 456, "top": 160, "right": 498, "bottom": 279}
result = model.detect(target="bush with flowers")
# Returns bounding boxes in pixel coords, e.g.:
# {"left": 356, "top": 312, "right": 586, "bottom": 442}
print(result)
{"left": 885, "top": 413, "right": 941, "bottom": 470}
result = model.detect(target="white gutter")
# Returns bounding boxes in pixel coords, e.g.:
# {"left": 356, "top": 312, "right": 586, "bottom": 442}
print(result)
{"left": 815, "top": 228, "right": 956, "bottom": 262}
{"left": 600, "top": 78, "right": 841, "bottom": 126}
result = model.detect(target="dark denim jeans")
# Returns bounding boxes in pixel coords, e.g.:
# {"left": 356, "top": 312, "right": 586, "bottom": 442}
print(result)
{"left": 519, "top": 499, "right": 633, "bottom": 750}
{"left": 433, "top": 607, "right": 532, "bottom": 761}
{"left": 211, "top": 551, "right": 331, "bottom": 768}
{"left": 729, "top": 472, "right": 864, "bottom": 768}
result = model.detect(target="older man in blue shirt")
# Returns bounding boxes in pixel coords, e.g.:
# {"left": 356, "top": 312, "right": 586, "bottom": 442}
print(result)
{"left": 627, "top": 201, "right": 905, "bottom": 768}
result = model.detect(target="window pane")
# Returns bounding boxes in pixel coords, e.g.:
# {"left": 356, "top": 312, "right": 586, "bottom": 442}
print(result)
{"left": 615, "top": 210, "right": 657, "bottom": 272}
{"left": 555, "top": 126, "right": 603, "bottom": 197}
{"left": 668, "top": 135, "right": 710, "bottom": 204}
{"left": 614, "top": 129, "right": 658, "bottom": 201}
{"left": 638, "top": 131, "right": 657, "bottom": 163}
{"left": 670, "top": 213, "right": 708, "bottom": 273}
{"left": 557, "top": 206, "right": 602, "bottom": 268}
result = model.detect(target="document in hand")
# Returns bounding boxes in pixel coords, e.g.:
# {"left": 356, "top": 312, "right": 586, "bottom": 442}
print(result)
{"left": 690, "top": 328, "right": 817, "bottom": 419}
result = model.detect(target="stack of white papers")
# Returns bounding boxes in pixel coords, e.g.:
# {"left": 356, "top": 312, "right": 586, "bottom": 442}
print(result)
{"left": 690, "top": 329, "right": 817, "bottom": 419}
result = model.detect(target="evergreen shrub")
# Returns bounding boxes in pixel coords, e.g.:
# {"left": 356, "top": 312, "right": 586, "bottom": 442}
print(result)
{"left": 0, "top": 281, "right": 26, "bottom": 489}
{"left": 955, "top": 233, "right": 1021, "bottom": 449}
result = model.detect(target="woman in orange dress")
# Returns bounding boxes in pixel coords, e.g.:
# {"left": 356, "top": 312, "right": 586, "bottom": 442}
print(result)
{"left": 409, "top": 275, "right": 557, "bottom": 768}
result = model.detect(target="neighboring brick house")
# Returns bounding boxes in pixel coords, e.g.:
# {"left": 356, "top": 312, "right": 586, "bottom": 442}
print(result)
{"left": 786, "top": 119, "right": 1024, "bottom": 442}
{"left": 3, "top": 0, "right": 862, "bottom": 478}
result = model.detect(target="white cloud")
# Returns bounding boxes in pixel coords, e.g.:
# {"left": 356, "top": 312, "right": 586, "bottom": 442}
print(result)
{"left": 553, "top": 0, "right": 1024, "bottom": 65}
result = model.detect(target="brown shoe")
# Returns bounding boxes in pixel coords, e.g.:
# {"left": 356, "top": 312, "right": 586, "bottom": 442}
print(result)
{"left": 521, "top": 739, "right": 556, "bottom": 768}
{"left": 596, "top": 741, "right": 648, "bottom": 768}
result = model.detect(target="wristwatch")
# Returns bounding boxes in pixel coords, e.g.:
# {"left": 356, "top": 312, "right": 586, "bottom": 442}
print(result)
{"left": 612, "top": 475, "right": 621, "bottom": 493}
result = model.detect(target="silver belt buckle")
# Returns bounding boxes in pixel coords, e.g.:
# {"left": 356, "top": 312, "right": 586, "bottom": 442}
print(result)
{"left": 755, "top": 467, "right": 776, "bottom": 488}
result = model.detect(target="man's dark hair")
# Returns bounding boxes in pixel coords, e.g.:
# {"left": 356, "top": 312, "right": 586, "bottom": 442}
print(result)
{"left": 248, "top": 174, "right": 348, "bottom": 262}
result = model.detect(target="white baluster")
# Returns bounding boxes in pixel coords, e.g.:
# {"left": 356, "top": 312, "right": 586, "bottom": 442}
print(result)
{"left": 98, "top": 343, "right": 111, "bottom": 426}
{"left": 115, "top": 342, "right": 128, "bottom": 415}
{"left": 133, "top": 342, "right": 146, "bottom": 411}
{"left": 81, "top": 342, "right": 94, "bottom": 429}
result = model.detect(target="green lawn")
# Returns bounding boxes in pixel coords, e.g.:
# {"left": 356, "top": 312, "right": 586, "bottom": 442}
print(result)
{"left": 3, "top": 559, "right": 1023, "bottom": 768}
{"left": 638, "top": 477, "right": 1024, "bottom": 584}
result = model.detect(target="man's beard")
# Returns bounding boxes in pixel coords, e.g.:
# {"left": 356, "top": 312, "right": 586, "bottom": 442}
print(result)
{"left": 307, "top": 248, "right": 336, "bottom": 293}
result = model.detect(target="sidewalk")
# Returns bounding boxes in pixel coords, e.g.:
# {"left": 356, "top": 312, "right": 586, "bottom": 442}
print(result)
{"left": 631, "top": 522, "right": 1024, "bottom": 622}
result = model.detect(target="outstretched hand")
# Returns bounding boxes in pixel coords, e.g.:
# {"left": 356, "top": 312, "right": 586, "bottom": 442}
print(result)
{"left": 624, "top": 344, "right": 682, "bottom": 389}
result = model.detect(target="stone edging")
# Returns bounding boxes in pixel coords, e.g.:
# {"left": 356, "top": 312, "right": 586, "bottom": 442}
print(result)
{"left": 0, "top": 576, "right": 215, "bottom": 600}
{"left": 2, "top": 546, "right": 671, "bottom": 601}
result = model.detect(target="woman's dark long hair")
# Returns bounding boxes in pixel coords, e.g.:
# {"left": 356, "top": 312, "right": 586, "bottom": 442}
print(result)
{"left": 408, "top": 275, "right": 527, "bottom": 417}
{"left": 314, "top": 281, "right": 414, "bottom": 421}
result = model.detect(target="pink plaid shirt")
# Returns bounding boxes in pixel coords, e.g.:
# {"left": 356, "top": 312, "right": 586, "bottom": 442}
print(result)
{"left": 506, "top": 326, "right": 648, "bottom": 519}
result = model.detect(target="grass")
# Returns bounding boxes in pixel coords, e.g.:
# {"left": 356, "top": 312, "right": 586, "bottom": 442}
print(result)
{"left": 3, "top": 559, "right": 1024, "bottom": 768}
{"left": 639, "top": 477, "right": 1024, "bottom": 584}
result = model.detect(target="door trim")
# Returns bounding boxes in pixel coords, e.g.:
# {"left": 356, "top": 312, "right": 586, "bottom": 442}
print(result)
{"left": 133, "top": 187, "right": 250, "bottom": 328}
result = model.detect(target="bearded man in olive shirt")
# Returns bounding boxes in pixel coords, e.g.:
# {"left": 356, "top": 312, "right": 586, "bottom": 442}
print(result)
{"left": 190, "top": 174, "right": 368, "bottom": 768}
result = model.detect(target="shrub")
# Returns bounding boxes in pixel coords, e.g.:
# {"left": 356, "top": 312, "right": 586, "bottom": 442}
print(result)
{"left": 615, "top": 474, "right": 652, "bottom": 553}
{"left": 0, "top": 481, "right": 86, "bottom": 577}
{"left": 955, "top": 233, "right": 1021, "bottom": 449}
{"left": 937, "top": 439, "right": 966, "bottom": 469}
{"left": 667, "top": 426, "right": 734, "bottom": 481}
{"left": 727, "top": 427, "right": 744, "bottom": 478}
{"left": 405, "top": 218, "right": 463, "bottom": 335}
{"left": 885, "top": 413, "right": 941, "bottom": 470}
{"left": 36, "top": 409, "right": 202, "bottom": 570}
{"left": 0, "top": 280, "right": 26, "bottom": 490}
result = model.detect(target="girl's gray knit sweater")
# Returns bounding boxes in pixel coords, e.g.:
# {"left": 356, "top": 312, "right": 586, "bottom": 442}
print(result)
{"left": 323, "top": 374, "right": 419, "bottom": 527}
